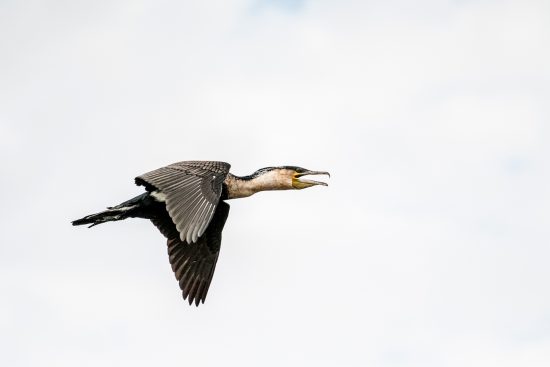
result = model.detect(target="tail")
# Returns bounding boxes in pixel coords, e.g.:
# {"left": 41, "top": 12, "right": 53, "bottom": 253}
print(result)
{"left": 72, "top": 193, "right": 148, "bottom": 227}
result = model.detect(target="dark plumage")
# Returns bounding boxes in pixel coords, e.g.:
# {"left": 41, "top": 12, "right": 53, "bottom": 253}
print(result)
{"left": 72, "top": 160, "right": 329, "bottom": 306}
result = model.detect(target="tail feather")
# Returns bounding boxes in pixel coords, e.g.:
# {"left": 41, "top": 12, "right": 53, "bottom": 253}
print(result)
{"left": 72, "top": 193, "right": 149, "bottom": 227}
{"left": 72, "top": 206, "right": 136, "bottom": 227}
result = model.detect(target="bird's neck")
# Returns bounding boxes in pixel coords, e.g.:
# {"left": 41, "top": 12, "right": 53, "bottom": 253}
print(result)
{"left": 224, "top": 172, "right": 292, "bottom": 199}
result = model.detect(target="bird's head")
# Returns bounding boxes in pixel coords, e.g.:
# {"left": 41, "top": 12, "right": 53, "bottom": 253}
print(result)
{"left": 251, "top": 166, "right": 330, "bottom": 190}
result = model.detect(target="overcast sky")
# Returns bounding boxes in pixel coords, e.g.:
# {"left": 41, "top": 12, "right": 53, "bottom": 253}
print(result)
{"left": 1, "top": 0, "right": 549, "bottom": 366}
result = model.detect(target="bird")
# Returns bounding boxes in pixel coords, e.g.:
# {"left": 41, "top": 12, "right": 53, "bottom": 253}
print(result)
{"left": 72, "top": 161, "right": 329, "bottom": 306}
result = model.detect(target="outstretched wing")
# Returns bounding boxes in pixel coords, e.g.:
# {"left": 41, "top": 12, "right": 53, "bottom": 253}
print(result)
{"left": 135, "top": 161, "right": 230, "bottom": 243}
{"left": 151, "top": 201, "right": 230, "bottom": 306}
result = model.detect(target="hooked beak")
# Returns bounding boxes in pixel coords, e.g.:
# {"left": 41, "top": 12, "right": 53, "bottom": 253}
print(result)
{"left": 293, "top": 170, "right": 330, "bottom": 189}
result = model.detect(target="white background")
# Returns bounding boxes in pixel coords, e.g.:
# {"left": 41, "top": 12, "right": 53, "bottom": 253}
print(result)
{"left": 1, "top": 0, "right": 549, "bottom": 366}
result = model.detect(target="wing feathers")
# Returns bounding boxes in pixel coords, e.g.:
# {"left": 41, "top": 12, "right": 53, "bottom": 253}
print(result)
{"left": 139, "top": 162, "right": 231, "bottom": 305}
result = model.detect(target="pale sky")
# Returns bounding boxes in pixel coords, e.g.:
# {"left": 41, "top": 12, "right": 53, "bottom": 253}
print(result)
{"left": 1, "top": 1, "right": 549, "bottom": 366}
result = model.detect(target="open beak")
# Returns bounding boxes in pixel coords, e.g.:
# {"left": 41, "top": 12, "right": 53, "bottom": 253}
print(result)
{"left": 293, "top": 170, "right": 330, "bottom": 189}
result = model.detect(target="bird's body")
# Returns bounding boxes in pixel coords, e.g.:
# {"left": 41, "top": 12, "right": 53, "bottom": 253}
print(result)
{"left": 72, "top": 161, "right": 329, "bottom": 306}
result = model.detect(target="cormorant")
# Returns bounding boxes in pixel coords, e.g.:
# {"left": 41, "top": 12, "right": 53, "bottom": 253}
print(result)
{"left": 72, "top": 161, "right": 329, "bottom": 306}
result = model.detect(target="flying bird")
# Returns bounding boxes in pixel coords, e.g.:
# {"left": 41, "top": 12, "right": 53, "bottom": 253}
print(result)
{"left": 72, "top": 161, "right": 329, "bottom": 306}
